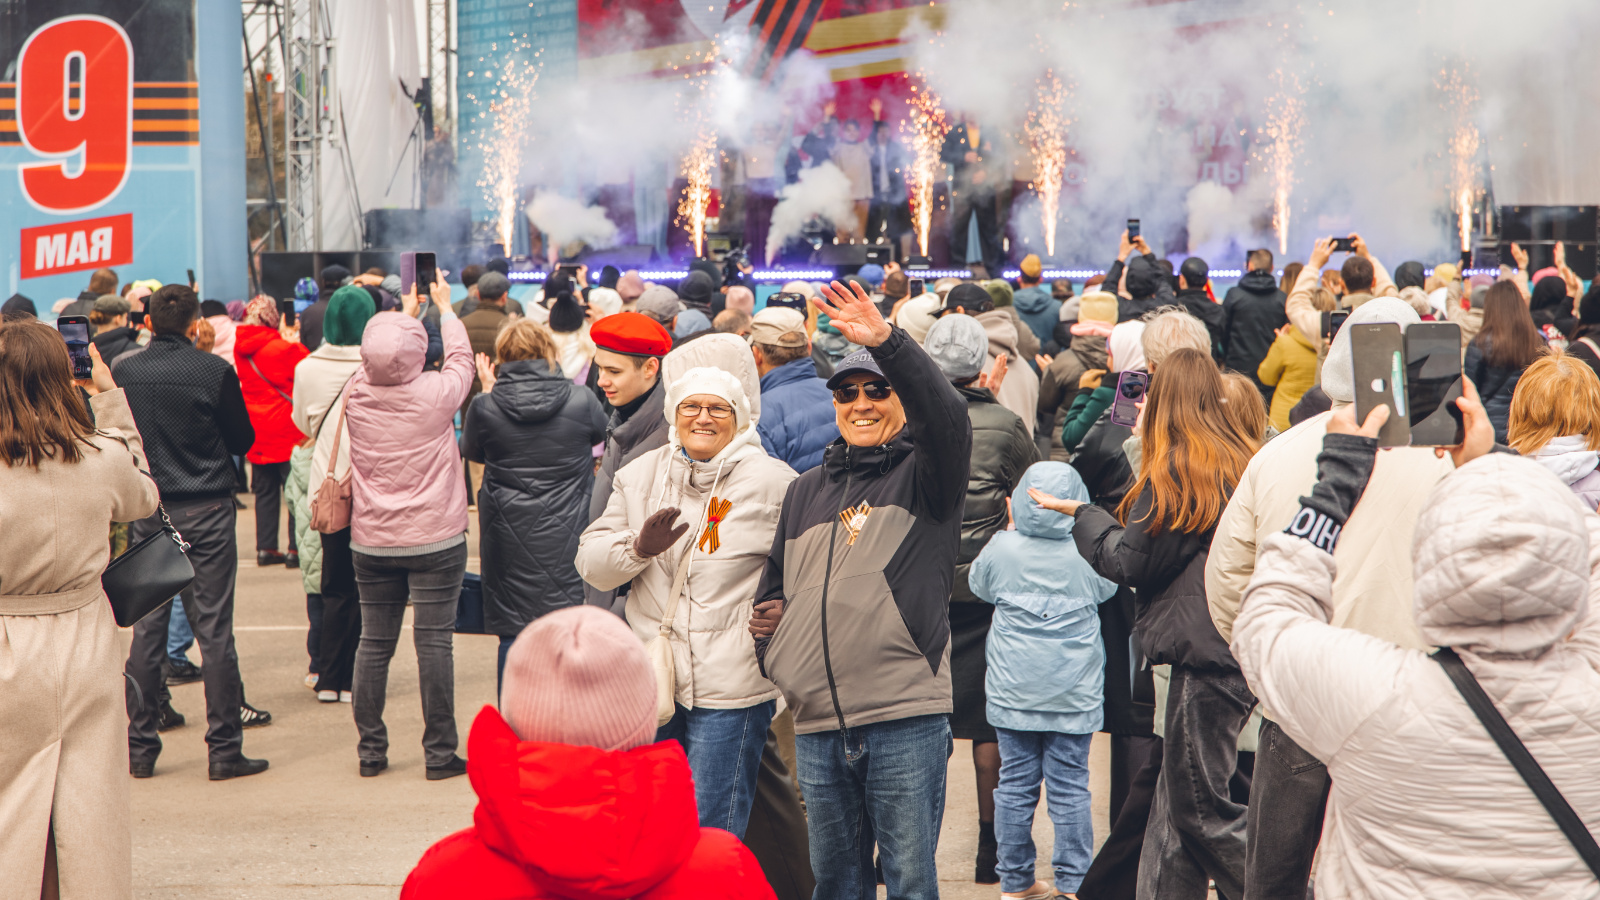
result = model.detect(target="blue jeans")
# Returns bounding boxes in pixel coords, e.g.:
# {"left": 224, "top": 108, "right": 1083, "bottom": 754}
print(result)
{"left": 166, "top": 596, "right": 193, "bottom": 662}
{"left": 995, "top": 728, "right": 1094, "bottom": 894}
{"left": 795, "top": 714, "right": 952, "bottom": 900}
{"left": 656, "top": 700, "right": 776, "bottom": 839}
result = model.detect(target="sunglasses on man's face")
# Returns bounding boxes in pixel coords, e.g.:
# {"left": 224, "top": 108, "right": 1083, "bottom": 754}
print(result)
{"left": 832, "top": 381, "right": 894, "bottom": 404}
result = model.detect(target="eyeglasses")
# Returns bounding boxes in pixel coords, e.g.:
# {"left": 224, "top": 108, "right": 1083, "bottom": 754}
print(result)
{"left": 832, "top": 381, "right": 894, "bottom": 404}
{"left": 677, "top": 402, "right": 734, "bottom": 419}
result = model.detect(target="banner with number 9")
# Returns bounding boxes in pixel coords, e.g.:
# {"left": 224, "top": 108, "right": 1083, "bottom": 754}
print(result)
{"left": 17, "top": 15, "right": 133, "bottom": 214}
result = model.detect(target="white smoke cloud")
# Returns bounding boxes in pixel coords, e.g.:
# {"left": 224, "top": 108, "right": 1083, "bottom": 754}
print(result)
{"left": 526, "top": 192, "right": 619, "bottom": 250}
{"left": 765, "top": 163, "right": 855, "bottom": 265}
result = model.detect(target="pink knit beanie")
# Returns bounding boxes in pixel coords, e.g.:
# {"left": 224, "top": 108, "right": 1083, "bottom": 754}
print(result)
{"left": 499, "top": 606, "right": 659, "bottom": 752}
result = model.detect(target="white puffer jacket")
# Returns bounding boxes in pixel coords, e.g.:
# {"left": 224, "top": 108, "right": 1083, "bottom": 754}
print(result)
{"left": 1234, "top": 453, "right": 1600, "bottom": 899}
{"left": 576, "top": 366, "right": 796, "bottom": 710}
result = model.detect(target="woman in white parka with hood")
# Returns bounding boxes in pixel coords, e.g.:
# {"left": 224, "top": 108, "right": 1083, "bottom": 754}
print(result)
{"left": 1233, "top": 392, "right": 1600, "bottom": 900}
{"left": 576, "top": 338, "right": 797, "bottom": 842}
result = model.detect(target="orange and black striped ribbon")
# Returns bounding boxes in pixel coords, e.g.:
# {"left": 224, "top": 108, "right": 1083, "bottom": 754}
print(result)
{"left": 744, "top": 0, "right": 827, "bottom": 84}
{"left": 0, "top": 82, "right": 199, "bottom": 145}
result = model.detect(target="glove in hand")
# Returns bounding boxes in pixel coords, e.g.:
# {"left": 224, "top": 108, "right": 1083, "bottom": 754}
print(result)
{"left": 636, "top": 507, "right": 690, "bottom": 559}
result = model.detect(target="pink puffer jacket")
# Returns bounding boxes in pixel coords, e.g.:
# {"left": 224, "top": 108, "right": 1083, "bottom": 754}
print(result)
{"left": 346, "top": 312, "right": 473, "bottom": 550}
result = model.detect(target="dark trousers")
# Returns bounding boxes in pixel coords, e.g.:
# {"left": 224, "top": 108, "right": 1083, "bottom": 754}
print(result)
{"left": 251, "top": 460, "right": 296, "bottom": 552}
{"left": 1137, "top": 666, "right": 1255, "bottom": 900}
{"left": 353, "top": 544, "right": 467, "bottom": 767}
{"left": 1244, "top": 719, "right": 1329, "bottom": 900}
{"left": 314, "top": 528, "right": 361, "bottom": 693}
{"left": 947, "top": 186, "right": 1002, "bottom": 272}
{"left": 868, "top": 198, "right": 910, "bottom": 244}
{"left": 305, "top": 592, "right": 323, "bottom": 673}
{"left": 125, "top": 496, "right": 244, "bottom": 764}
{"left": 1080, "top": 735, "right": 1163, "bottom": 900}
{"left": 743, "top": 711, "right": 815, "bottom": 900}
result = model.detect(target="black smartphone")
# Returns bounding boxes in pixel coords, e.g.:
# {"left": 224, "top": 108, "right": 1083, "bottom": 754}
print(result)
{"left": 1321, "top": 310, "right": 1349, "bottom": 342}
{"left": 1350, "top": 322, "right": 1410, "bottom": 447}
{"left": 1459, "top": 249, "right": 1472, "bottom": 271}
{"left": 57, "top": 315, "right": 93, "bottom": 379}
{"left": 558, "top": 263, "right": 583, "bottom": 282}
{"left": 1405, "top": 322, "right": 1464, "bottom": 446}
{"left": 1331, "top": 236, "right": 1356, "bottom": 253}
{"left": 186, "top": 268, "right": 196, "bottom": 287}
{"left": 401, "top": 251, "right": 437, "bottom": 297}
{"left": 908, "top": 278, "right": 925, "bottom": 298}
{"left": 1126, "top": 218, "right": 1141, "bottom": 241}
{"left": 1110, "top": 370, "right": 1149, "bottom": 427}
{"left": 278, "top": 297, "right": 296, "bottom": 327}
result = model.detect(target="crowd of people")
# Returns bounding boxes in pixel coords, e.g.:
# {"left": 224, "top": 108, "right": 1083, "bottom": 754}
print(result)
{"left": 5, "top": 227, "right": 1600, "bottom": 900}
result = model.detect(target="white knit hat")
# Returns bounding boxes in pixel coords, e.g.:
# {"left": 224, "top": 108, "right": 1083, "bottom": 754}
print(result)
{"left": 664, "top": 365, "right": 753, "bottom": 449}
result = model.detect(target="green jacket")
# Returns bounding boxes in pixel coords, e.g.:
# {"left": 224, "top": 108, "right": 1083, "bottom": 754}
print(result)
{"left": 285, "top": 444, "right": 322, "bottom": 594}
{"left": 1061, "top": 383, "right": 1115, "bottom": 453}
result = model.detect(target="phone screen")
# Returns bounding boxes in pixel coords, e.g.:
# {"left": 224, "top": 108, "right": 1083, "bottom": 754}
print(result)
{"left": 414, "top": 252, "right": 437, "bottom": 296}
{"left": 1332, "top": 236, "right": 1356, "bottom": 253}
{"left": 1321, "top": 310, "right": 1349, "bottom": 342}
{"left": 278, "top": 298, "right": 297, "bottom": 328}
{"left": 1127, "top": 219, "right": 1141, "bottom": 240}
{"left": 1405, "top": 323, "right": 1464, "bottom": 446}
{"left": 1110, "top": 370, "right": 1148, "bottom": 427}
{"left": 1351, "top": 323, "right": 1411, "bottom": 447}
{"left": 908, "top": 279, "right": 925, "bottom": 298}
{"left": 58, "top": 316, "right": 92, "bottom": 379}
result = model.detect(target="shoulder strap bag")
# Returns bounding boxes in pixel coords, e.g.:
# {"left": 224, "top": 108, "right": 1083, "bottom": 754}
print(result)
{"left": 645, "top": 542, "right": 694, "bottom": 727}
{"left": 245, "top": 353, "right": 295, "bottom": 405}
{"left": 309, "top": 380, "right": 357, "bottom": 534}
{"left": 1433, "top": 647, "right": 1600, "bottom": 877}
{"left": 103, "top": 504, "right": 194, "bottom": 627}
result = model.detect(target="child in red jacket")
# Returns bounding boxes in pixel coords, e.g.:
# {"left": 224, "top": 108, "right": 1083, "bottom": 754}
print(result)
{"left": 402, "top": 607, "right": 776, "bottom": 900}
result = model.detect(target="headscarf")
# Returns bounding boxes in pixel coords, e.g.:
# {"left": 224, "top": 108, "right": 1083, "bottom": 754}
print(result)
{"left": 295, "top": 277, "right": 319, "bottom": 307}
{"left": 244, "top": 294, "right": 281, "bottom": 329}
{"left": 323, "top": 285, "right": 377, "bottom": 346}
{"left": 1107, "top": 320, "right": 1147, "bottom": 373}
{"left": 225, "top": 300, "right": 247, "bottom": 321}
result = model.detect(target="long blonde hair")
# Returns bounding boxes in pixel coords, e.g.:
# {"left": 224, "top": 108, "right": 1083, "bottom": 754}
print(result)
{"left": 1507, "top": 351, "right": 1600, "bottom": 455}
{"left": 1117, "top": 349, "right": 1255, "bottom": 535}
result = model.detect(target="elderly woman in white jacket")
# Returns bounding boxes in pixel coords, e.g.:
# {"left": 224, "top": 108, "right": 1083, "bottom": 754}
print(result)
{"left": 576, "top": 360, "right": 796, "bottom": 840}
{"left": 1233, "top": 395, "right": 1600, "bottom": 900}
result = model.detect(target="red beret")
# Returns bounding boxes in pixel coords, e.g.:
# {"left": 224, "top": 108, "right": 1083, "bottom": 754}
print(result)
{"left": 590, "top": 311, "right": 672, "bottom": 357}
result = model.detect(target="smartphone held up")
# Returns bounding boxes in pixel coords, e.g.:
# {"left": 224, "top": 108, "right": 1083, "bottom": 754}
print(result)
{"left": 57, "top": 315, "right": 93, "bottom": 380}
{"left": 1349, "top": 321, "right": 1464, "bottom": 448}
{"left": 1110, "top": 370, "right": 1148, "bottom": 428}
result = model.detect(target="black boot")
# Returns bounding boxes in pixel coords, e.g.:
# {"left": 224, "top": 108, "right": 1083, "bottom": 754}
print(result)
{"left": 976, "top": 820, "right": 999, "bottom": 884}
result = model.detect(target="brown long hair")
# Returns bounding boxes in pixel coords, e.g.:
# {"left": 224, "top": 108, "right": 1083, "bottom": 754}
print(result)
{"left": 0, "top": 321, "right": 96, "bottom": 467}
{"left": 1474, "top": 281, "right": 1544, "bottom": 369}
{"left": 1117, "top": 348, "right": 1255, "bottom": 535}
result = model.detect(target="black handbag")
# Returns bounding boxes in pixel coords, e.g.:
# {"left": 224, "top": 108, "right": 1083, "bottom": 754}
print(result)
{"left": 454, "top": 571, "right": 487, "bottom": 634}
{"left": 103, "top": 504, "right": 195, "bottom": 627}
{"left": 1433, "top": 647, "right": 1600, "bottom": 877}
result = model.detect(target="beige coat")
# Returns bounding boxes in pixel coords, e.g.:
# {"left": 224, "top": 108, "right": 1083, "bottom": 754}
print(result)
{"left": 1205, "top": 409, "right": 1453, "bottom": 720}
{"left": 0, "top": 389, "right": 159, "bottom": 900}
{"left": 975, "top": 308, "right": 1039, "bottom": 438}
{"left": 576, "top": 425, "right": 795, "bottom": 710}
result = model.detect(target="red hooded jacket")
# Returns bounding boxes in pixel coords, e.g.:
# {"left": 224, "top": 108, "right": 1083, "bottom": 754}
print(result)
{"left": 402, "top": 707, "right": 776, "bottom": 900}
{"left": 234, "top": 324, "right": 308, "bottom": 464}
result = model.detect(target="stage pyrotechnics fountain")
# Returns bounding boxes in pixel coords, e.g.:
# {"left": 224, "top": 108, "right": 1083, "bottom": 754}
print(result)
{"left": 1024, "top": 69, "right": 1070, "bottom": 258}
{"left": 903, "top": 78, "right": 950, "bottom": 258}
{"left": 1262, "top": 68, "right": 1304, "bottom": 257}
{"left": 475, "top": 52, "right": 541, "bottom": 251}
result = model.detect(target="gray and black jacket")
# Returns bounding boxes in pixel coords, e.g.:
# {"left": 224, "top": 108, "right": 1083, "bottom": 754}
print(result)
{"left": 755, "top": 326, "right": 972, "bottom": 734}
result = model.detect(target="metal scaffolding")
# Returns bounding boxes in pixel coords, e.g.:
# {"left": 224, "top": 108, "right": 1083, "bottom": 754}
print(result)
{"left": 427, "top": 0, "right": 453, "bottom": 137}
{"left": 280, "top": 0, "right": 324, "bottom": 252}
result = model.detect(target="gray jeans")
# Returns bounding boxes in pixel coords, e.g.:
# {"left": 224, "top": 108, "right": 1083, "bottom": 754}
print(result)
{"left": 352, "top": 544, "right": 466, "bottom": 767}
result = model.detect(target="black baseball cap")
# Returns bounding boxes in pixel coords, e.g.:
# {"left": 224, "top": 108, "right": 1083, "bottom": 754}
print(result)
{"left": 825, "top": 349, "right": 887, "bottom": 390}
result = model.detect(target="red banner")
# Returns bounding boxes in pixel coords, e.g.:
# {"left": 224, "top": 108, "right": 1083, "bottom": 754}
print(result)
{"left": 20, "top": 212, "right": 134, "bottom": 279}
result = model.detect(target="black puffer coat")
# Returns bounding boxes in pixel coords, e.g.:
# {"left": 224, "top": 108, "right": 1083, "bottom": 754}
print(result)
{"left": 461, "top": 359, "right": 608, "bottom": 636}
{"left": 952, "top": 385, "right": 1036, "bottom": 604}
{"left": 1073, "top": 487, "right": 1236, "bottom": 672}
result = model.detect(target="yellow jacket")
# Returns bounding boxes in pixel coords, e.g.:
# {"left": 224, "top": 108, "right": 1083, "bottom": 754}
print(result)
{"left": 1257, "top": 326, "right": 1319, "bottom": 432}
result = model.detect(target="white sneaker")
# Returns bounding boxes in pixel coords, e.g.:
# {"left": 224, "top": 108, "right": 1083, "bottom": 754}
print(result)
{"left": 305, "top": 672, "right": 319, "bottom": 690}
{"left": 339, "top": 691, "right": 353, "bottom": 703}
{"left": 317, "top": 690, "right": 339, "bottom": 703}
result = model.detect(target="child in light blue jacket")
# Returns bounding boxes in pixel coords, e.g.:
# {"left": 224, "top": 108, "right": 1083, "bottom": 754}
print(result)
{"left": 970, "top": 462, "right": 1118, "bottom": 900}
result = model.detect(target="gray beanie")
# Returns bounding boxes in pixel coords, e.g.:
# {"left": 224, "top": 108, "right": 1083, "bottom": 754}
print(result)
{"left": 924, "top": 313, "right": 989, "bottom": 381}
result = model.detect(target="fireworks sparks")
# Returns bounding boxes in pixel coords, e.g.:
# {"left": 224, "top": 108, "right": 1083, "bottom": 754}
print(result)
{"left": 1262, "top": 69, "right": 1305, "bottom": 257}
{"left": 1440, "top": 67, "right": 1481, "bottom": 253}
{"left": 674, "top": 43, "right": 722, "bottom": 258}
{"left": 1025, "top": 70, "right": 1070, "bottom": 257}
{"left": 903, "top": 78, "right": 950, "bottom": 257}
{"left": 474, "top": 53, "right": 540, "bottom": 250}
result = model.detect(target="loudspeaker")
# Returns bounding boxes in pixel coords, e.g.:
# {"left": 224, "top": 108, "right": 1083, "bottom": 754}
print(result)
{"left": 1499, "top": 206, "right": 1598, "bottom": 243}
{"left": 258, "top": 252, "right": 315, "bottom": 304}
{"left": 815, "top": 243, "right": 869, "bottom": 266}
{"left": 362, "top": 208, "right": 472, "bottom": 251}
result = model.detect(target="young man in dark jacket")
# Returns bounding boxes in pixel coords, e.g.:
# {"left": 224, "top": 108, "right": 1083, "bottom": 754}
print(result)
{"left": 751, "top": 280, "right": 971, "bottom": 900}
{"left": 1221, "top": 248, "right": 1288, "bottom": 401}
{"left": 117, "top": 284, "right": 266, "bottom": 781}
{"left": 1176, "top": 257, "right": 1225, "bottom": 361}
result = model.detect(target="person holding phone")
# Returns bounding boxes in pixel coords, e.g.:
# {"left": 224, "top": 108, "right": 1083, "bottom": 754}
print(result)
{"left": 1285, "top": 234, "right": 1398, "bottom": 352}
{"left": 236, "top": 295, "right": 311, "bottom": 567}
{"left": 0, "top": 322, "right": 158, "bottom": 898}
{"left": 1464, "top": 282, "right": 1546, "bottom": 443}
{"left": 1206, "top": 297, "right": 1455, "bottom": 898}
{"left": 1031, "top": 348, "right": 1259, "bottom": 900}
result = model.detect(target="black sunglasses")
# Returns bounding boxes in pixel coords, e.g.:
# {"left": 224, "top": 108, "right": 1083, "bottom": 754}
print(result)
{"left": 832, "top": 381, "right": 894, "bottom": 404}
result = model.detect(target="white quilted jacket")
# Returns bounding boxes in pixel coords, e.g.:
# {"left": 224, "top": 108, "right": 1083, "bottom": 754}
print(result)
{"left": 1234, "top": 453, "right": 1600, "bottom": 899}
